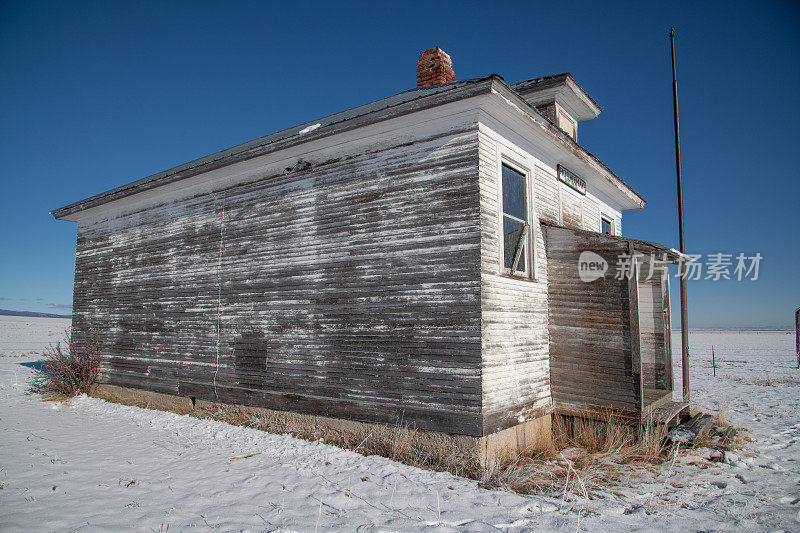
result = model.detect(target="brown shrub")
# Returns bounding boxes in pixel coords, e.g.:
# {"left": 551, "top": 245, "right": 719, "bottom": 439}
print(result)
{"left": 33, "top": 330, "right": 101, "bottom": 397}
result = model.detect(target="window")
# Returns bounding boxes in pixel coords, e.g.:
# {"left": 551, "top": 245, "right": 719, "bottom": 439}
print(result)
{"left": 557, "top": 110, "right": 577, "bottom": 140}
{"left": 501, "top": 164, "right": 531, "bottom": 276}
{"left": 601, "top": 216, "right": 613, "bottom": 235}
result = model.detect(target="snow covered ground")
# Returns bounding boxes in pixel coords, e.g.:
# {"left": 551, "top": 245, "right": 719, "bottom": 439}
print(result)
{"left": 0, "top": 315, "right": 798, "bottom": 532}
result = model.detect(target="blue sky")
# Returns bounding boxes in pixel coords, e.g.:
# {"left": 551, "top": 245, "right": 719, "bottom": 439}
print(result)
{"left": 1, "top": 0, "right": 798, "bottom": 328}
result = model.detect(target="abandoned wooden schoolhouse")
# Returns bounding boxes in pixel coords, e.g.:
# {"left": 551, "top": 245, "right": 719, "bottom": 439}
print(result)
{"left": 53, "top": 47, "right": 687, "bottom": 462}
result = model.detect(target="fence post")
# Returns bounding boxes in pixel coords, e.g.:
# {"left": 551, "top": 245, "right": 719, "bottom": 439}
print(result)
{"left": 712, "top": 345, "right": 716, "bottom": 377}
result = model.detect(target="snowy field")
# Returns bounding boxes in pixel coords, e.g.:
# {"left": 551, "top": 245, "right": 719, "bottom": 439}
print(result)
{"left": 0, "top": 315, "right": 798, "bottom": 532}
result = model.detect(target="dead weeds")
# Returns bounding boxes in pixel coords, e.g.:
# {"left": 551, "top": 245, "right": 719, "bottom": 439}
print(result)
{"left": 204, "top": 403, "right": 480, "bottom": 477}
{"left": 205, "top": 403, "right": 729, "bottom": 498}
{"left": 479, "top": 414, "right": 670, "bottom": 496}
{"left": 726, "top": 374, "right": 800, "bottom": 387}
{"left": 68, "top": 386, "right": 737, "bottom": 498}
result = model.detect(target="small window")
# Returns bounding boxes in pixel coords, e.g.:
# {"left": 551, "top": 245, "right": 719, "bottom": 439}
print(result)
{"left": 601, "top": 216, "right": 613, "bottom": 235}
{"left": 501, "top": 164, "right": 530, "bottom": 276}
{"left": 557, "top": 110, "right": 577, "bottom": 140}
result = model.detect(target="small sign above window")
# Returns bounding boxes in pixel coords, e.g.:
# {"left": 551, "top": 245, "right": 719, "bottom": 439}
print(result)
{"left": 557, "top": 165, "right": 586, "bottom": 195}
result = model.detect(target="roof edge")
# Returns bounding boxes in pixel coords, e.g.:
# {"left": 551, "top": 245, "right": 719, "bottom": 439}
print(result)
{"left": 511, "top": 73, "right": 603, "bottom": 116}
{"left": 52, "top": 75, "right": 502, "bottom": 220}
{"left": 52, "top": 71, "right": 643, "bottom": 219}
{"left": 541, "top": 222, "right": 680, "bottom": 262}
{"left": 489, "top": 77, "right": 645, "bottom": 210}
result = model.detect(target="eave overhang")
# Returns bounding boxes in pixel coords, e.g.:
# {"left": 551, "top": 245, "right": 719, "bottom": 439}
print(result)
{"left": 52, "top": 74, "right": 644, "bottom": 220}
{"left": 542, "top": 222, "right": 681, "bottom": 263}
{"left": 511, "top": 73, "right": 602, "bottom": 121}
{"left": 488, "top": 79, "right": 645, "bottom": 211}
{"left": 51, "top": 76, "right": 501, "bottom": 221}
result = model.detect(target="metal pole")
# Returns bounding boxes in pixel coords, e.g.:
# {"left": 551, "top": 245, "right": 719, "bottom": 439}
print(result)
{"left": 671, "top": 27, "right": 690, "bottom": 401}
{"left": 795, "top": 307, "right": 799, "bottom": 369}
{"left": 712, "top": 346, "right": 715, "bottom": 377}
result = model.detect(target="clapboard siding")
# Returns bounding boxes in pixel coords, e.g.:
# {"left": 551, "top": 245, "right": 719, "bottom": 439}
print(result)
{"left": 478, "top": 128, "right": 552, "bottom": 434}
{"left": 582, "top": 197, "right": 600, "bottom": 233}
{"left": 544, "top": 226, "right": 640, "bottom": 413}
{"left": 71, "top": 125, "right": 484, "bottom": 436}
{"left": 637, "top": 260, "right": 669, "bottom": 389}
{"left": 560, "top": 187, "right": 583, "bottom": 229}
{"left": 532, "top": 164, "right": 612, "bottom": 235}
{"left": 534, "top": 165, "right": 560, "bottom": 225}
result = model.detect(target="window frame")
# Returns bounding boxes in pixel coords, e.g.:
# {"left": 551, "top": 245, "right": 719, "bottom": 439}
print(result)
{"left": 554, "top": 102, "right": 578, "bottom": 141}
{"left": 497, "top": 155, "right": 537, "bottom": 280}
{"left": 601, "top": 215, "right": 614, "bottom": 236}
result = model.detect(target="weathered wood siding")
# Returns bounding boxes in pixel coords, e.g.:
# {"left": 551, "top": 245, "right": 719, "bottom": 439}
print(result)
{"left": 478, "top": 128, "right": 552, "bottom": 434}
{"left": 71, "top": 125, "right": 484, "bottom": 436}
{"left": 476, "top": 118, "right": 629, "bottom": 432}
{"left": 560, "top": 187, "right": 583, "bottom": 230}
{"left": 532, "top": 164, "right": 610, "bottom": 235}
{"left": 582, "top": 197, "right": 601, "bottom": 233}
{"left": 534, "top": 165, "right": 560, "bottom": 225}
{"left": 544, "top": 226, "right": 640, "bottom": 415}
{"left": 637, "top": 261, "right": 670, "bottom": 390}
{"left": 661, "top": 270, "right": 673, "bottom": 391}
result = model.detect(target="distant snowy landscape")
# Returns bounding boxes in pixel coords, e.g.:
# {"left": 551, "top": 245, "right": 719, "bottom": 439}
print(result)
{"left": 1, "top": 315, "right": 798, "bottom": 531}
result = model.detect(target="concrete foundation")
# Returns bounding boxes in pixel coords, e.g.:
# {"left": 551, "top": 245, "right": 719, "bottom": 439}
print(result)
{"left": 481, "top": 415, "right": 553, "bottom": 462}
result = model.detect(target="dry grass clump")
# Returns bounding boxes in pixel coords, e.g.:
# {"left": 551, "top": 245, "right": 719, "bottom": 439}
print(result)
{"left": 32, "top": 330, "right": 101, "bottom": 397}
{"left": 752, "top": 375, "right": 799, "bottom": 386}
{"left": 88, "top": 385, "right": 728, "bottom": 499}
{"left": 694, "top": 404, "right": 749, "bottom": 452}
{"left": 205, "top": 404, "right": 725, "bottom": 498}
{"left": 726, "top": 374, "right": 800, "bottom": 387}
{"left": 204, "top": 403, "right": 481, "bottom": 477}
{"left": 479, "top": 414, "right": 668, "bottom": 496}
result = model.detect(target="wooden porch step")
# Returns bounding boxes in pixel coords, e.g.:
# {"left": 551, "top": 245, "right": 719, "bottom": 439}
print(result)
{"left": 642, "top": 388, "right": 675, "bottom": 417}
{"left": 643, "top": 399, "right": 690, "bottom": 428}
{"left": 667, "top": 413, "right": 716, "bottom": 445}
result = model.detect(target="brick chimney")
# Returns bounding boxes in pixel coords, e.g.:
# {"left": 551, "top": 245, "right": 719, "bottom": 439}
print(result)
{"left": 416, "top": 47, "right": 455, "bottom": 88}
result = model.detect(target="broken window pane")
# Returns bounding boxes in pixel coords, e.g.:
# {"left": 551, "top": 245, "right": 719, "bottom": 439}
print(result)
{"left": 501, "top": 164, "right": 528, "bottom": 273}
{"left": 503, "top": 217, "right": 526, "bottom": 271}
